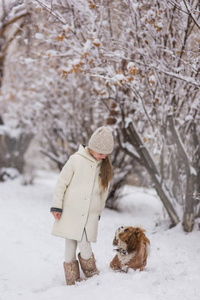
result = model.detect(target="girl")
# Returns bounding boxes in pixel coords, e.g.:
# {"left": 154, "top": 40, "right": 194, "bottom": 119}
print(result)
{"left": 50, "top": 126, "right": 114, "bottom": 285}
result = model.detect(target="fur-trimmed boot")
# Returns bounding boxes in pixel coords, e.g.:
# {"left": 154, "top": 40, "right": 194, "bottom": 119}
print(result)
{"left": 63, "top": 260, "right": 81, "bottom": 285}
{"left": 78, "top": 253, "right": 99, "bottom": 278}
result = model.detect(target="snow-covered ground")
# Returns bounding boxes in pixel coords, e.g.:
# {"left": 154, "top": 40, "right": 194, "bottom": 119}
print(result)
{"left": 1, "top": 170, "right": 200, "bottom": 300}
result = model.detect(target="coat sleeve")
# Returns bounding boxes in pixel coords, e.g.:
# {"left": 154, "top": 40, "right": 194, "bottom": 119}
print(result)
{"left": 51, "top": 156, "right": 75, "bottom": 210}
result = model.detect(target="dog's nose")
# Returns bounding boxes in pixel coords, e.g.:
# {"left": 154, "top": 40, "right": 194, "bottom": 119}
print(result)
{"left": 120, "top": 226, "right": 124, "bottom": 229}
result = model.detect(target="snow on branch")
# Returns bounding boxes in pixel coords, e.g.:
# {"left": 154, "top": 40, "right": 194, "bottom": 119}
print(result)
{"left": 116, "top": 128, "right": 142, "bottom": 164}
{"left": 0, "top": 5, "right": 28, "bottom": 37}
{"left": 152, "top": 65, "right": 200, "bottom": 87}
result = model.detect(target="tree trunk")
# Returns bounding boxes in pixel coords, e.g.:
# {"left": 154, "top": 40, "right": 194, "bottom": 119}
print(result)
{"left": 124, "top": 122, "right": 179, "bottom": 227}
{"left": 0, "top": 129, "right": 33, "bottom": 175}
{"left": 182, "top": 173, "right": 195, "bottom": 232}
{"left": 168, "top": 115, "right": 195, "bottom": 232}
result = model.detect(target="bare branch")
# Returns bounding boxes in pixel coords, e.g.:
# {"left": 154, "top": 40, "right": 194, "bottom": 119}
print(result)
{"left": 182, "top": 0, "right": 200, "bottom": 31}
{"left": 0, "top": 6, "right": 29, "bottom": 37}
{"left": 35, "top": 0, "right": 67, "bottom": 25}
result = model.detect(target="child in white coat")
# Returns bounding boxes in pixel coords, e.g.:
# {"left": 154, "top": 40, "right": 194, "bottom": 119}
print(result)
{"left": 51, "top": 126, "right": 114, "bottom": 285}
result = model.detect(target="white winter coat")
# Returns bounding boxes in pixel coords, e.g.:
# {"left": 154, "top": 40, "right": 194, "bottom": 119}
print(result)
{"left": 51, "top": 145, "right": 109, "bottom": 242}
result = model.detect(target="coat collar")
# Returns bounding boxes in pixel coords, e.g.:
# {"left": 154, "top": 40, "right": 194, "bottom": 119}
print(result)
{"left": 76, "top": 144, "right": 100, "bottom": 165}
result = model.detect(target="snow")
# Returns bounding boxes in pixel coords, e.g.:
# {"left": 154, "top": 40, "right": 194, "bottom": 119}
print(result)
{"left": 24, "top": 58, "right": 36, "bottom": 64}
{"left": 0, "top": 167, "right": 19, "bottom": 181}
{"left": 115, "top": 74, "right": 125, "bottom": 81}
{"left": 35, "top": 33, "right": 44, "bottom": 40}
{"left": 131, "top": 2, "right": 139, "bottom": 11}
{"left": 149, "top": 74, "right": 156, "bottom": 85}
{"left": 0, "top": 125, "right": 21, "bottom": 138}
{"left": 185, "top": 115, "right": 193, "bottom": 121}
{"left": 122, "top": 141, "right": 140, "bottom": 159}
{"left": 62, "top": 24, "right": 71, "bottom": 31}
{"left": 190, "top": 166, "right": 197, "bottom": 176}
{"left": 1, "top": 170, "right": 200, "bottom": 300}
{"left": 8, "top": 3, "right": 27, "bottom": 20}
{"left": 84, "top": 40, "right": 92, "bottom": 52}
{"left": 127, "top": 62, "right": 135, "bottom": 69}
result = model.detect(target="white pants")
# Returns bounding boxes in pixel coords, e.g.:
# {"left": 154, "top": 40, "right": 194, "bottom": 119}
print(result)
{"left": 65, "top": 230, "right": 92, "bottom": 263}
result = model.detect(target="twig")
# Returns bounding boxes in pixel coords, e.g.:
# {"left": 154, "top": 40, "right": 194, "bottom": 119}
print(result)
{"left": 35, "top": 0, "right": 67, "bottom": 25}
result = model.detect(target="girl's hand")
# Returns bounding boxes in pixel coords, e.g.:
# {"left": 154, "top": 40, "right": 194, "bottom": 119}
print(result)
{"left": 52, "top": 211, "right": 61, "bottom": 220}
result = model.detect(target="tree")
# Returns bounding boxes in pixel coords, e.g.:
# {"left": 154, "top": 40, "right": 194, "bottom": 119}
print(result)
{"left": 32, "top": 0, "right": 199, "bottom": 231}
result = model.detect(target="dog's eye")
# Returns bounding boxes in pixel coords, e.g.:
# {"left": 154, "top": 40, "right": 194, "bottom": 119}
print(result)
{"left": 124, "top": 228, "right": 129, "bottom": 232}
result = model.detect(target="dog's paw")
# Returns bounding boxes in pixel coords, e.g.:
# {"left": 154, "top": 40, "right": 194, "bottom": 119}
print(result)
{"left": 121, "top": 265, "right": 128, "bottom": 273}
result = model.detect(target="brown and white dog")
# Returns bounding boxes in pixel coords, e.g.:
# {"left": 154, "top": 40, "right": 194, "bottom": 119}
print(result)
{"left": 110, "top": 226, "right": 150, "bottom": 273}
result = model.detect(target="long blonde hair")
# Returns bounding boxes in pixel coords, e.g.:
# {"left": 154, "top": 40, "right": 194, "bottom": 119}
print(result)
{"left": 100, "top": 156, "right": 113, "bottom": 190}
{"left": 88, "top": 148, "right": 113, "bottom": 190}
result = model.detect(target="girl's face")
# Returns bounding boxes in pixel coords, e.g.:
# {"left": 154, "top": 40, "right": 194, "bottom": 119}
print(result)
{"left": 89, "top": 149, "right": 108, "bottom": 161}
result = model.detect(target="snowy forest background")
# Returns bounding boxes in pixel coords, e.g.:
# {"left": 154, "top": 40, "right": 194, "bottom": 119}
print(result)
{"left": 0, "top": 0, "right": 200, "bottom": 233}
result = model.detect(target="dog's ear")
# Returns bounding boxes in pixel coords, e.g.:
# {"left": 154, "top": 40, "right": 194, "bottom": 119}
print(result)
{"left": 134, "top": 227, "right": 150, "bottom": 246}
{"left": 126, "top": 233, "right": 137, "bottom": 253}
{"left": 127, "top": 227, "right": 145, "bottom": 253}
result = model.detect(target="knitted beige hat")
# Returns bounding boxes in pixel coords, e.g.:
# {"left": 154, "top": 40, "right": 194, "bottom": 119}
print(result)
{"left": 88, "top": 126, "right": 114, "bottom": 154}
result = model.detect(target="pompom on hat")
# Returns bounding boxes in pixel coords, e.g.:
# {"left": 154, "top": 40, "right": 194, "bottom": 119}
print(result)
{"left": 88, "top": 126, "right": 114, "bottom": 155}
